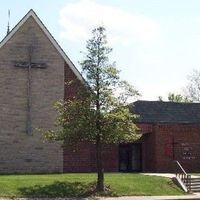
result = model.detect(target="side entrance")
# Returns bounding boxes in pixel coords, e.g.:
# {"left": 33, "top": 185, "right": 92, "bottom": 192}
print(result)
{"left": 119, "top": 143, "right": 142, "bottom": 172}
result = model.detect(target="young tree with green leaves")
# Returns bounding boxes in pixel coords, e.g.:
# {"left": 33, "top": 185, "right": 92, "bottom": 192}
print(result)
{"left": 43, "top": 26, "right": 140, "bottom": 192}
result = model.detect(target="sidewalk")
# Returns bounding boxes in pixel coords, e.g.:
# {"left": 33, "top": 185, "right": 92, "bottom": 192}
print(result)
{"left": 141, "top": 173, "right": 200, "bottom": 179}
{"left": 1, "top": 194, "right": 200, "bottom": 200}
{"left": 101, "top": 193, "right": 200, "bottom": 199}
{"left": 141, "top": 173, "right": 175, "bottom": 178}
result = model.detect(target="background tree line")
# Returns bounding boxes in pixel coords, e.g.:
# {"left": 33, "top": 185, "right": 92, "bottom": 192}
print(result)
{"left": 159, "top": 69, "right": 200, "bottom": 102}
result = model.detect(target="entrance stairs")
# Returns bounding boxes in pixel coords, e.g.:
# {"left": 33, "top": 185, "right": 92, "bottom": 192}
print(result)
{"left": 184, "top": 177, "right": 200, "bottom": 193}
{"left": 175, "top": 160, "right": 200, "bottom": 193}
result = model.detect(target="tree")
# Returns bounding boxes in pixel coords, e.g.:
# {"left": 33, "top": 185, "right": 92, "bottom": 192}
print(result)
{"left": 184, "top": 70, "right": 200, "bottom": 102}
{"left": 158, "top": 93, "right": 191, "bottom": 102}
{"left": 42, "top": 26, "right": 140, "bottom": 192}
{"left": 167, "top": 93, "right": 191, "bottom": 103}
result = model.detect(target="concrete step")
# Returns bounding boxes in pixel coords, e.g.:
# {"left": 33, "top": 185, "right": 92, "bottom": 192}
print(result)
{"left": 183, "top": 177, "right": 200, "bottom": 192}
{"left": 190, "top": 185, "right": 200, "bottom": 189}
{"left": 184, "top": 178, "right": 200, "bottom": 183}
{"left": 190, "top": 178, "right": 200, "bottom": 181}
{"left": 186, "top": 182, "right": 200, "bottom": 186}
{"left": 191, "top": 190, "right": 200, "bottom": 193}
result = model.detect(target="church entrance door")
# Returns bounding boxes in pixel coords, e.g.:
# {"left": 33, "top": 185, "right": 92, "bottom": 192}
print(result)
{"left": 119, "top": 143, "right": 142, "bottom": 172}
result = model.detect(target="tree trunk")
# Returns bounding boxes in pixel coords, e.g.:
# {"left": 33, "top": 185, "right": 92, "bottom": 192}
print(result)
{"left": 95, "top": 49, "right": 104, "bottom": 192}
{"left": 96, "top": 137, "right": 104, "bottom": 192}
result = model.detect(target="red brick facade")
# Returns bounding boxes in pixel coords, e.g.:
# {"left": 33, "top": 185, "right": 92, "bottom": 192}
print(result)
{"left": 64, "top": 62, "right": 81, "bottom": 100}
{"left": 63, "top": 123, "right": 200, "bottom": 173}
{"left": 138, "top": 123, "right": 200, "bottom": 172}
{"left": 63, "top": 143, "right": 118, "bottom": 172}
{"left": 151, "top": 124, "right": 200, "bottom": 172}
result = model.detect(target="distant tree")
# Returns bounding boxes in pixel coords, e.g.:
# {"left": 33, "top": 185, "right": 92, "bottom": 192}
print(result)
{"left": 158, "top": 93, "right": 191, "bottom": 102}
{"left": 168, "top": 93, "right": 191, "bottom": 103}
{"left": 42, "top": 26, "right": 140, "bottom": 192}
{"left": 184, "top": 70, "right": 200, "bottom": 102}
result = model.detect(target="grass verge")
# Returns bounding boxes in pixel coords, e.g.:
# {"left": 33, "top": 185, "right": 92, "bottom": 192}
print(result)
{"left": 0, "top": 173, "right": 185, "bottom": 197}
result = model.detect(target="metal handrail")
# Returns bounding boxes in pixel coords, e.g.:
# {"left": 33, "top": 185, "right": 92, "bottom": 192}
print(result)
{"left": 175, "top": 160, "right": 187, "bottom": 175}
{"left": 175, "top": 160, "right": 191, "bottom": 192}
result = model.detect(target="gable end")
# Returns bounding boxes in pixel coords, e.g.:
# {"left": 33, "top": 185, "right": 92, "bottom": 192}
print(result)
{"left": 0, "top": 9, "right": 84, "bottom": 83}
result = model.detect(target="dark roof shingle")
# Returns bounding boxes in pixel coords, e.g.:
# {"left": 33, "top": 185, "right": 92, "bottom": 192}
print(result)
{"left": 131, "top": 100, "right": 200, "bottom": 124}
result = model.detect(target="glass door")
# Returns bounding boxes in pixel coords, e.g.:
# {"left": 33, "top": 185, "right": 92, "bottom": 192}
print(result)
{"left": 119, "top": 143, "right": 142, "bottom": 172}
{"left": 131, "top": 144, "right": 142, "bottom": 171}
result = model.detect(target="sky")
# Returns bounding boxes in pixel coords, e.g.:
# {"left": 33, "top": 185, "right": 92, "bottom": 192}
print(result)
{"left": 0, "top": 0, "right": 200, "bottom": 100}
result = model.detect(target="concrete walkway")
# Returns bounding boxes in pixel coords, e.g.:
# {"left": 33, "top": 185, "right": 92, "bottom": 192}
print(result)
{"left": 102, "top": 194, "right": 200, "bottom": 199}
{"left": 1, "top": 194, "right": 200, "bottom": 200}
{"left": 1, "top": 194, "right": 200, "bottom": 199}
{"left": 141, "top": 173, "right": 200, "bottom": 179}
{"left": 142, "top": 173, "right": 175, "bottom": 178}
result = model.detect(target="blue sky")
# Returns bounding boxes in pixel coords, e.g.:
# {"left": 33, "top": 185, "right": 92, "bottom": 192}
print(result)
{"left": 1, "top": 0, "right": 200, "bottom": 100}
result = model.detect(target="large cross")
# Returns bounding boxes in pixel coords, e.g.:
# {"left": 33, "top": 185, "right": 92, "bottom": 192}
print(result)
{"left": 14, "top": 46, "right": 47, "bottom": 135}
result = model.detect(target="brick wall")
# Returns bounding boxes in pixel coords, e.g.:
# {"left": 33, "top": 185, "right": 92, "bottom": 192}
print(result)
{"left": 141, "top": 132, "right": 156, "bottom": 172}
{"left": 63, "top": 123, "right": 200, "bottom": 173}
{"left": 0, "top": 16, "right": 64, "bottom": 173}
{"left": 136, "top": 123, "right": 155, "bottom": 172}
{"left": 154, "top": 124, "right": 200, "bottom": 172}
{"left": 136, "top": 123, "right": 200, "bottom": 172}
{"left": 64, "top": 62, "right": 81, "bottom": 100}
{"left": 63, "top": 143, "right": 119, "bottom": 172}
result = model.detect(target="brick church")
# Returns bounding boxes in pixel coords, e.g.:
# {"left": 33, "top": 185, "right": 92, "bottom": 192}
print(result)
{"left": 0, "top": 10, "right": 200, "bottom": 173}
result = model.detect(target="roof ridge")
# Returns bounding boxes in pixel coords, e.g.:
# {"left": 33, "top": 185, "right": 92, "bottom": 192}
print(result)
{"left": 134, "top": 100, "right": 199, "bottom": 105}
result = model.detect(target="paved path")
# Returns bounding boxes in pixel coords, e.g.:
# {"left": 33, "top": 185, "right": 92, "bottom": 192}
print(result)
{"left": 1, "top": 195, "right": 200, "bottom": 200}
{"left": 141, "top": 173, "right": 200, "bottom": 179}
{"left": 102, "top": 193, "right": 200, "bottom": 199}
{"left": 141, "top": 173, "right": 176, "bottom": 178}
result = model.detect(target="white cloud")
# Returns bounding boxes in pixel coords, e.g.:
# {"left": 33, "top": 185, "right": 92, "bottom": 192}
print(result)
{"left": 59, "top": 0, "right": 160, "bottom": 46}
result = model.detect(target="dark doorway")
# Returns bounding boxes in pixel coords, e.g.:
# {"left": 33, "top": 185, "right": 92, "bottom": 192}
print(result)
{"left": 119, "top": 143, "right": 142, "bottom": 172}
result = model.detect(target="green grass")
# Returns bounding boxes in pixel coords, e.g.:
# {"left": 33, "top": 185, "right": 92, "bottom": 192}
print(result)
{"left": 0, "top": 173, "right": 184, "bottom": 197}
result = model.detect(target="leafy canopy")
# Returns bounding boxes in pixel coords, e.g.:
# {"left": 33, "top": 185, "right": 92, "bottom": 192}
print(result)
{"left": 158, "top": 93, "right": 191, "bottom": 103}
{"left": 168, "top": 93, "right": 191, "bottom": 103}
{"left": 43, "top": 26, "right": 140, "bottom": 144}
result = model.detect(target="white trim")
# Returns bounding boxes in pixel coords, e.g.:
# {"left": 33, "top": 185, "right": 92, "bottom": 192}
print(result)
{"left": 0, "top": 9, "right": 84, "bottom": 83}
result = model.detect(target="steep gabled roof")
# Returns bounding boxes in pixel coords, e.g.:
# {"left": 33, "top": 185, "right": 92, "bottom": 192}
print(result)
{"left": 131, "top": 100, "right": 200, "bottom": 124}
{"left": 0, "top": 9, "right": 84, "bottom": 83}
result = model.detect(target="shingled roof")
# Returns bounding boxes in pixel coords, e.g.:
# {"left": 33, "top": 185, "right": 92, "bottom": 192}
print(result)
{"left": 131, "top": 100, "right": 200, "bottom": 124}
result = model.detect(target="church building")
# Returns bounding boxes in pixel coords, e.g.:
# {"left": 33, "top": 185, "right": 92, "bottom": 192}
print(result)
{"left": 0, "top": 10, "right": 200, "bottom": 173}
{"left": 63, "top": 101, "right": 200, "bottom": 173}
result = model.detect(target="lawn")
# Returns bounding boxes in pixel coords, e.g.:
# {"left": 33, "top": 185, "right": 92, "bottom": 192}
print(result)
{"left": 0, "top": 173, "right": 184, "bottom": 197}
